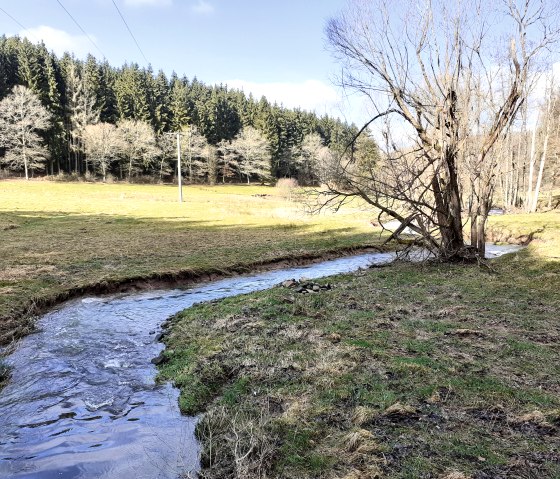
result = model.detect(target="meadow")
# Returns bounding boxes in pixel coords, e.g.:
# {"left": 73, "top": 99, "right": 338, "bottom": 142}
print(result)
{"left": 0, "top": 179, "right": 381, "bottom": 345}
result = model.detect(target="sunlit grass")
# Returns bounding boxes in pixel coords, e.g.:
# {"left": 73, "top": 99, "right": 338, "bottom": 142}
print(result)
{"left": 0, "top": 179, "right": 381, "bottom": 344}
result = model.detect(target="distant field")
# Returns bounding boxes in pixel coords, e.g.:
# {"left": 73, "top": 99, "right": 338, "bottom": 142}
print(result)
{"left": 0, "top": 180, "right": 381, "bottom": 345}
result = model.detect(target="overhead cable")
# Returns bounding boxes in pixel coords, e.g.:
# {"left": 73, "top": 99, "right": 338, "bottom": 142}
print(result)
{"left": 56, "top": 0, "right": 106, "bottom": 58}
{"left": 110, "top": 0, "right": 149, "bottom": 64}
{"left": 0, "top": 6, "right": 40, "bottom": 42}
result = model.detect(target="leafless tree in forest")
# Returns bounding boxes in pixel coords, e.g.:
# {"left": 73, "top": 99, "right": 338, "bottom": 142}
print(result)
{"left": 117, "top": 119, "right": 158, "bottom": 181}
{"left": 324, "top": 0, "right": 559, "bottom": 259}
{"left": 181, "top": 126, "right": 212, "bottom": 183}
{"left": 231, "top": 127, "right": 272, "bottom": 184}
{"left": 0, "top": 85, "right": 51, "bottom": 180}
{"left": 524, "top": 78, "right": 558, "bottom": 212}
{"left": 83, "top": 122, "right": 121, "bottom": 182}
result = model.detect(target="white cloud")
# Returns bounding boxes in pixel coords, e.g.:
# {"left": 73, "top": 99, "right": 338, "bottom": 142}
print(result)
{"left": 224, "top": 79, "right": 341, "bottom": 115}
{"left": 191, "top": 0, "right": 215, "bottom": 14}
{"left": 124, "top": 0, "right": 172, "bottom": 6}
{"left": 19, "top": 26, "right": 96, "bottom": 58}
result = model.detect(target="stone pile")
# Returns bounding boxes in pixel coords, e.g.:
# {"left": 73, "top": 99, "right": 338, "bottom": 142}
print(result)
{"left": 281, "top": 279, "right": 332, "bottom": 294}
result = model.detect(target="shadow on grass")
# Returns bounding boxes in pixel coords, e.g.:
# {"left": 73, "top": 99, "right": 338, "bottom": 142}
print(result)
{"left": 0, "top": 209, "right": 385, "bottom": 346}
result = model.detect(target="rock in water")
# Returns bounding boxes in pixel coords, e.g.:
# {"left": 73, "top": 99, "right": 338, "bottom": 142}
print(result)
{"left": 151, "top": 352, "right": 166, "bottom": 365}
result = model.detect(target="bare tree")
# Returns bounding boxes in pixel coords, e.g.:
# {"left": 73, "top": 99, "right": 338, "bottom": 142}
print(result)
{"left": 203, "top": 143, "right": 219, "bottom": 185}
{"left": 155, "top": 133, "right": 176, "bottom": 180}
{"left": 83, "top": 122, "right": 121, "bottom": 182}
{"left": 525, "top": 79, "right": 557, "bottom": 212}
{"left": 117, "top": 119, "right": 158, "bottom": 180}
{"left": 298, "top": 133, "right": 325, "bottom": 185}
{"left": 231, "top": 127, "right": 271, "bottom": 183}
{"left": 325, "top": 0, "right": 558, "bottom": 259}
{"left": 217, "top": 139, "right": 240, "bottom": 184}
{"left": 0, "top": 85, "right": 51, "bottom": 180}
{"left": 181, "top": 126, "right": 211, "bottom": 183}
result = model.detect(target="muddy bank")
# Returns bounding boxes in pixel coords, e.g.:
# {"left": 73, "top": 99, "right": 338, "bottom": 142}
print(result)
{"left": 485, "top": 225, "right": 539, "bottom": 245}
{"left": 0, "top": 244, "right": 385, "bottom": 348}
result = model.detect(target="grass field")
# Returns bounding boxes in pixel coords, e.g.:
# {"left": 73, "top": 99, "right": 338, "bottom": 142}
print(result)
{"left": 0, "top": 179, "right": 381, "bottom": 345}
{"left": 159, "top": 211, "right": 560, "bottom": 479}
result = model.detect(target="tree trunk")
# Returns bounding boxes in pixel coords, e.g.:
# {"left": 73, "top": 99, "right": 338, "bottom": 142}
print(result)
{"left": 526, "top": 118, "right": 539, "bottom": 211}
{"left": 470, "top": 208, "right": 478, "bottom": 253}
{"left": 432, "top": 148, "right": 465, "bottom": 258}
{"left": 531, "top": 149, "right": 548, "bottom": 212}
{"left": 23, "top": 151, "right": 29, "bottom": 180}
{"left": 476, "top": 213, "right": 487, "bottom": 258}
{"left": 531, "top": 94, "right": 554, "bottom": 213}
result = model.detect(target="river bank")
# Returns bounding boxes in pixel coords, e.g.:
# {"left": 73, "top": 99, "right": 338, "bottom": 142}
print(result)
{"left": 158, "top": 212, "right": 560, "bottom": 479}
{"left": 0, "top": 247, "right": 437, "bottom": 478}
{"left": 0, "top": 180, "right": 382, "bottom": 346}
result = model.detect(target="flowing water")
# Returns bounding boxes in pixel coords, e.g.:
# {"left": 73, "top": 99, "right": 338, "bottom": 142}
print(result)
{"left": 0, "top": 244, "right": 523, "bottom": 479}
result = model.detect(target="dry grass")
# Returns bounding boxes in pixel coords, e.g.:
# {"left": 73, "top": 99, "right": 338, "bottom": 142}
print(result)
{"left": 0, "top": 179, "right": 381, "bottom": 345}
{"left": 159, "top": 211, "right": 560, "bottom": 478}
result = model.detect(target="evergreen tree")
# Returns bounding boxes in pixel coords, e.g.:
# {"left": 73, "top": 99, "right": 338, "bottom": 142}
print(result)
{"left": 169, "top": 73, "right": 189, "bottom": 131}
{"left": 151, "top": 70, "right": 171, "bottom": 134}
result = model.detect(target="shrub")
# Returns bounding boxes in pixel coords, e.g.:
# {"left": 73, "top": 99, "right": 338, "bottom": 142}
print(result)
{"left": 276, "top": 178, "right": 299, "bottom": 201}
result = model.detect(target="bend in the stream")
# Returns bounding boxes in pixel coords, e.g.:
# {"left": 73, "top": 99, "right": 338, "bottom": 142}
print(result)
{"left": 0, "top": 244, "right": 524, "bottom": 479}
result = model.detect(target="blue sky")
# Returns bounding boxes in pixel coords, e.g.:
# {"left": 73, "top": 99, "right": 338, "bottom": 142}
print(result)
{"left": 0, "top": 0, "right": 367, "bottom": 123}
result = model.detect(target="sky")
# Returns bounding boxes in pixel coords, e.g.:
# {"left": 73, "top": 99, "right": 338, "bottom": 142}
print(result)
{"left": 0, "top": 0, "right": 368, "bottom": 124}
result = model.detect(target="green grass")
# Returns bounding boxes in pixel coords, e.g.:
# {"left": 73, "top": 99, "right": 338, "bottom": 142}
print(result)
{"left": 0, "top": 179, "right": 382, "bottom": 345}
{"left": 158, "top": 211, "right": 560, "bottom": 479}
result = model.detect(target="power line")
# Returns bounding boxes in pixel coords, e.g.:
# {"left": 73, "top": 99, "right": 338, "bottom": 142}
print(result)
{"left": 55, "top": 0, "right": 106, "bottom": 59}
{"left": 0, "top": 6, "right": 40, "bottom": 42}
{"left": 110, "top": 0, "right": 149, "bottom": 65}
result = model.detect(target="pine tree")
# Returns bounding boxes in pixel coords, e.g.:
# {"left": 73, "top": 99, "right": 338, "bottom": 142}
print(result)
{"left": 17, "top": 39, "right": 43, "bottom": 95}
{"left": 169, "top": 73, "right": 189, "bottom": 131}
{"left": 151, "top": 70, "right": 171, "bottom": 134}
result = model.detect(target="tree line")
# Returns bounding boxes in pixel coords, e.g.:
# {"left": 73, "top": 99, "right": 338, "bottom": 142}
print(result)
{"left": 0, "top": 35, "right": 373, "bottom": 184}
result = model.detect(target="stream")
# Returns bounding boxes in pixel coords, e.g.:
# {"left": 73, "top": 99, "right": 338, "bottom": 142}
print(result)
{"left": 0, "top": 244, "right": 523, "bottom": 479}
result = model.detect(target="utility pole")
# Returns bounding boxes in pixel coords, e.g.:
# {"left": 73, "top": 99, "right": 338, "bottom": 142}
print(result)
{"left": 165, "top": 130, "right": 186, "bottom": 203}
{"left": 176, "top": 131, "right": 183, "bottom": 203}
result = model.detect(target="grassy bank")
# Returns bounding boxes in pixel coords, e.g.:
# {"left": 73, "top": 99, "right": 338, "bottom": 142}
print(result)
{"left": 159, "top": 211, "right": 560, "bottom": 478}
{"left": 0, "top": 180, "right": 380, "bottom": 345}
